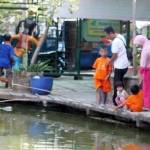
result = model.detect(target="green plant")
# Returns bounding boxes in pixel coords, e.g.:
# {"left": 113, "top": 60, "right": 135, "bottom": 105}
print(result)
{"left": 27, "top": 60, "right": 52, "bottom": 73}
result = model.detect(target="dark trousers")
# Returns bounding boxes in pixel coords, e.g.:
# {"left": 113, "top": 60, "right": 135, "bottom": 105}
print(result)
{"left": 113, "top": 68, "right": 128, "bottom": 105}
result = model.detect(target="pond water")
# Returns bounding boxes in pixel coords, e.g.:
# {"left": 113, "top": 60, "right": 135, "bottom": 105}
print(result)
{"left": 0, "top": 104, "right": 150, "bottom": 150}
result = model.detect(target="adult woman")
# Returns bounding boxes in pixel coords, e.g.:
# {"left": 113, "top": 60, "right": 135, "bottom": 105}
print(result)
{"left": 134, "top": 35, "right": 150, "bottom": 109}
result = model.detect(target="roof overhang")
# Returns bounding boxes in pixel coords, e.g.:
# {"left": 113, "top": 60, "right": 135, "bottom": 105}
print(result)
{"left": 55, "top": 0, "right": 150, "bottom": 21}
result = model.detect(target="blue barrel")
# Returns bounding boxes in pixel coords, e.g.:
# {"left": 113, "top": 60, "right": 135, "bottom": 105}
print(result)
{"left": 80, "top": 51, "right": 99, "bottom": 70}
{"left": 80, "top": 51, "right": 93, "bottom": 69}
{"left": 30, "top": 76, "right": 53, "bottom": 95}
{"left": 107, "top": 45, "right": 112, "bottom": 58}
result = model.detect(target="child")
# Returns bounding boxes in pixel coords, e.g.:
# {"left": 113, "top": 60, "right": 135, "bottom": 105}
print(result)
{"left": 115, "top": 81, "right": 128, "bottom": 106}
{"left": 116, "top": 85, "right": 143, "bottom": 112}
{"left": 0, "top": 34, "right": 14, "bottom": 88}
{"left": 93, "top": 45, "right": 112, "bottom": 106}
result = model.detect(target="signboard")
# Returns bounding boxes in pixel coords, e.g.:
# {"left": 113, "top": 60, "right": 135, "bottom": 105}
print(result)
{"left": 87, "top": 19, "right": 120, "bottom": 37}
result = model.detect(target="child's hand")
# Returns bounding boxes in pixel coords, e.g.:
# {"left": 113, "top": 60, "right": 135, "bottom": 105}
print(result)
{"left": 104, "top": 76, "right": 108, "bottom": 80}
{"left": 105, "top": 61, "right": 110, "bottom": 67}
{"left": 104, "top": 75, "right": 110, "bottom": 80}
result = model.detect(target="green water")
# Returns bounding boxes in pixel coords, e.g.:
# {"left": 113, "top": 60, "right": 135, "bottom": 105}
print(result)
{"left": 0, "top": 104, "right": 150, "bottom": 150}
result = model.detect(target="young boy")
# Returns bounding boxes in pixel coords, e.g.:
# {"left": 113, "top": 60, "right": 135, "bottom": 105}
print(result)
{"left": 0, "top": 34, "right": 14, "bottom": 88}
{"left": 93, "top": 45, "right": 112, "bottom": 106}
{"left": 116, "top": 85, "right": 143, "bottom": 112}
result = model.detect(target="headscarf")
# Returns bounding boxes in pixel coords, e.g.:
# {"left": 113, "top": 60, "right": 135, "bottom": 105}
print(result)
{"left": 133, "top": 35, "right": 147, "bottom": 46}
{"left": 134, "top": 35, "right": 150, "bottom": 69}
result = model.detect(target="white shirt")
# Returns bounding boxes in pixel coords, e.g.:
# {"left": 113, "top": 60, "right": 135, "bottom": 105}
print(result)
{"left": 117, "top": 90, "right": 128, "bottom": 98}
{"left": 112, "top": 34, "right": 129, "bottom": 69}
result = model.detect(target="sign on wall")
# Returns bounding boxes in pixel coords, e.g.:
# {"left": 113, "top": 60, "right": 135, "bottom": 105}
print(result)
{"left": 87, "top": 19, "right": 120, "bottom": 37}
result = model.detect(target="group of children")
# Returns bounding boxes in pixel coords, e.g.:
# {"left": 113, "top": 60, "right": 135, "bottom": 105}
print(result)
{"left": 93, "top": 45, "right": 143, "bottom": 112}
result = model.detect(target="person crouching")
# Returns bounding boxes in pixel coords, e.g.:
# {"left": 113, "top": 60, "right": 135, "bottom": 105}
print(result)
{"left": 116, "top": 85, "right": 143, "bottom": 112}
{"left": 115, "top": 81, "right": 128, "bottom": 106}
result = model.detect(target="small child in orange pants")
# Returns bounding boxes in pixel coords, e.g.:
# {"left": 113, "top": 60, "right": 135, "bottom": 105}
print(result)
{"left": 93, "top": 45, "right": 112, "bottom": 106}
{"left": 116, "top": 85, "right": 143, "bottom": 112}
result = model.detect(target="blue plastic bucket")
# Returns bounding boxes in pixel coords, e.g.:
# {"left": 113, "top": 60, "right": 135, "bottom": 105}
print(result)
{"left": 30, "top": 76, "right": 53, "bottom": 95}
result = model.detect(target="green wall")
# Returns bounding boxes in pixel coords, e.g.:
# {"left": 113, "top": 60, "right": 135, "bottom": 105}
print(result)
{"left": 81, "top": 19, "right": 121, "bottom": 42}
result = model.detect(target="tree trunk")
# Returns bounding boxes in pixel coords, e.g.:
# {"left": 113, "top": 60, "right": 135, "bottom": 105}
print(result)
{"left": 30, "top": 25, "right": 49, "bottom": 64}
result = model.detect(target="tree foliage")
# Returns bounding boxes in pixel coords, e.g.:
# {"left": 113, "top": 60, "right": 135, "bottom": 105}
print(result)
{"left": 0, "top": 0, "right": 79, "bottom": 64}
{"left": 0, "top": 0, "right": 79, "bottom": 34}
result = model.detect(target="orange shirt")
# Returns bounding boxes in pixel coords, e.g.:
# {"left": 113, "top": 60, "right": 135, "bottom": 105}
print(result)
{"left": 125, "top": 91, "right": 144, "bottom": 112}
{"left": 93, "top": 57, "right": 112, "bottom": 80}
{"left": 12, "top": 34, "right": 38, "bottom": 57}
{"left": 14, "top": 48, "right": 25, "bottom": 57}
{"left": 121, "top": 144, "right": 139, "bottom": 150}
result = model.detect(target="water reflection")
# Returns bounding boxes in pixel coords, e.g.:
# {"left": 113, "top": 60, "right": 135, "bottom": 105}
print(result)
{"left": 0, "top": 105, "right": 149, "bottom": 150}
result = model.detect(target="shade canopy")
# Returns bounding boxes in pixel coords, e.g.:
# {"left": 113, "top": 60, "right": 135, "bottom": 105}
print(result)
{"left": 56, "top": 0, "right": 150, "bottom": 21}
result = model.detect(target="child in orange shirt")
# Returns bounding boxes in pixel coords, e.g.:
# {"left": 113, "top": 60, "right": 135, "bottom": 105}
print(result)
{"left": 93, "top": 45, "right": 112, "bottom": 106}
{"left": 116, "top": 85, "right": 143, "bottom": 112}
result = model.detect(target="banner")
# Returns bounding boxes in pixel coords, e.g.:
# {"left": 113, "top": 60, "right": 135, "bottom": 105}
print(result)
{"left": 87, "top": 19, "right": 120, "bottom": 37}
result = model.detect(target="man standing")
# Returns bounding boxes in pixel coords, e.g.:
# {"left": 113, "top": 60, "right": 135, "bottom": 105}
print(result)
{"left": 104, "top": 27, "right": 129, "bottom": 105}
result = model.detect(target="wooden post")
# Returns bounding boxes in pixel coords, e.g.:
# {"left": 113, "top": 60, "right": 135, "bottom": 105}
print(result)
{"left": 22, "top": 0, "right": 28, "bottom": 69}
{"left": 132, "top": 0, "right": 137, "bottom": 75}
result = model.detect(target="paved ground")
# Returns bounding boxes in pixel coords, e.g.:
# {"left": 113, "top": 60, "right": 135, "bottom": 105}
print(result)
{"left": 52, "top": 76, "right": 112, "bottom": 105}
{"left": 53, "top": 76, "right": 96, "bottom": 104}
{"left": 0, "top": 75, "right": 105, "bottom": 105}
{"left": 0, "top": 74, "right": 138, "bottom": 106}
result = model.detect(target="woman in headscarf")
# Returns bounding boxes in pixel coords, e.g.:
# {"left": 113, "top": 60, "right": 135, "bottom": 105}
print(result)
{"left": 134, "top": 35, "right": 150, "bottom": 109}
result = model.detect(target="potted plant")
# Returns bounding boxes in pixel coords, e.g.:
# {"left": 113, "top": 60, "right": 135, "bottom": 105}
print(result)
{"left": 27, "top": 61, "right": 53, "bottom": 95}
{"left": 26, "top": 60, "right": 53, "bottom": 76}
{"left": 13, "top": 60, "right": 53, "bottom": 95}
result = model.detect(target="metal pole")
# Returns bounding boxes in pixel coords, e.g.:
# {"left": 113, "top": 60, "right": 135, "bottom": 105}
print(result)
{"left": 74, "top": 19, "right": 82, "bottom": 80}
{"left": 120, "top": 21, "right": 123, "bottom": 33}
{"left": 126, "top": 21, "right": 130, "bottom": 48}
{"left": 132, "top": 0, "right": 137, "bottom": 75}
